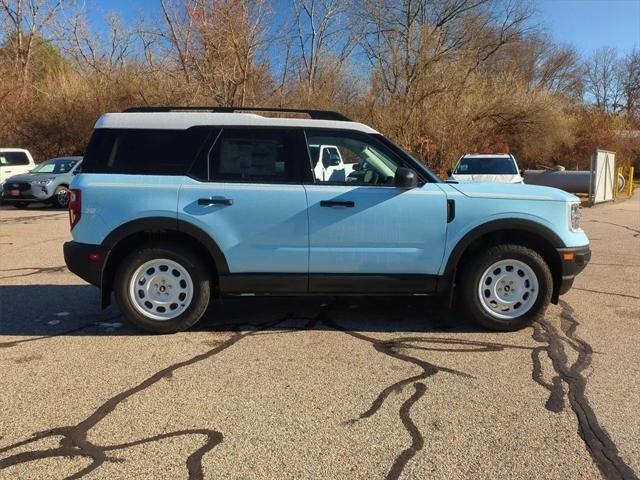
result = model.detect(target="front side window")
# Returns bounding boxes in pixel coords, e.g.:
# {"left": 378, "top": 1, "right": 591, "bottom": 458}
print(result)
{"left": 208, "top": 128, "right": 306, "bottom": 183}
{"left": 454, "top": 156, "right": 517, "bottom": 175}
{"left": 305, "top": 130, "right": 405, "bottom": 185}
{"left": 0, "top": 152, "right": 29, "bottom": 166}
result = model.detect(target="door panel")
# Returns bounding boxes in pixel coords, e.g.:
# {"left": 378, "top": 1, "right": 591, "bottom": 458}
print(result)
{"left": 177, "top": 127, "right": 311, "bottom": 285}
{"left": 179, "top": 179, "right": 309, "bottom": 276}
{"left": 304, "top": 184, "right": 448, "bottom": 277}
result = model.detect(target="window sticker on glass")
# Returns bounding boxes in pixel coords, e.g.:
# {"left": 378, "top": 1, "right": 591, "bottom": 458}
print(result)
{"left": 0, "top": 156, "right": 7, "bottom": 165}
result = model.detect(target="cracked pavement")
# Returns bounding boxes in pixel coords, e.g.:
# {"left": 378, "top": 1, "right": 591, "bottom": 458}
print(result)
{"left": 1, "top": 193, "right": 639, "bottom": 479}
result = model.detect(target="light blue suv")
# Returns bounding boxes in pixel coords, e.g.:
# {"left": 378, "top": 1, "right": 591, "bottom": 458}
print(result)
{"left": 64, "top": 107, "right": 590, "bottom": 333}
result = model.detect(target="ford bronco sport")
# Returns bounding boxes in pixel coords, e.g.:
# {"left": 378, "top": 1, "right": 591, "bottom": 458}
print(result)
{"left": 63, "top": 107, "right": 590, "bottom": 333}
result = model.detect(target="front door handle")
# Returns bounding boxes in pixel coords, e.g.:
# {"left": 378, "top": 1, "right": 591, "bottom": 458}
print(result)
{"left": 320, "top": 200, "right": 355, "bottom": 208}
{"left": 198, "top": 197, "right": 233, "bottom": 206}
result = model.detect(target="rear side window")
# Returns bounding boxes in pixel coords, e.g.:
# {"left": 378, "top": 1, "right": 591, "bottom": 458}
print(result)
{"left": 0, "top": 152, "right": 29, "bottom": 166}
{"left": 82, "top": 128, "right": 213, "bottom": 175}
{"left": 208, "top": 128, "right": 308, "bottom": 183}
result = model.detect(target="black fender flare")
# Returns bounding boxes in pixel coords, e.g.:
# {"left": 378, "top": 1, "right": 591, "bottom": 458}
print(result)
{"left": 442, "top": 218, "right": 566, "bottom": 292}
{"left": 100, "top": 217, "right": 229, "bottom": 307}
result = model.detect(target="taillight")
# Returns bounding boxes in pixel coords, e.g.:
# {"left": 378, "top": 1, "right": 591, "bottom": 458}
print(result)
{"left": 69, "top": 188, "right": 81, "bottom": 229}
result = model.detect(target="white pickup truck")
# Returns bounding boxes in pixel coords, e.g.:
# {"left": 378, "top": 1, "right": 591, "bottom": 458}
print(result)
{"left": 310, "top": 144, "right": 356, "bottom": 182}
{"left": 0, "top": 149, "right": 35, "bottom": 187}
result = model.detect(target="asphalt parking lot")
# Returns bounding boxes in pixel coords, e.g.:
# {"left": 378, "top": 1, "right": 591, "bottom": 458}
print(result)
{"left": 1, "top": 194, "right": 639, "bottom": 480}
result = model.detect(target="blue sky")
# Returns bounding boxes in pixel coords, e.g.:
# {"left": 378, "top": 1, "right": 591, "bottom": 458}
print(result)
{"left": 536, "top": 0, "right": 640, "bottom": 55}
{"left": 89, "top": 0, "right": 639, "bottom": 56}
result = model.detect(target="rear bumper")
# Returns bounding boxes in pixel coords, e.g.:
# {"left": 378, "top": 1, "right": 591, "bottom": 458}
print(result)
{"left": 557, "top": 245, "right": 591, "bottom": 296}
{"left": 63, "top": 241, "right": 107, "bottom": 287}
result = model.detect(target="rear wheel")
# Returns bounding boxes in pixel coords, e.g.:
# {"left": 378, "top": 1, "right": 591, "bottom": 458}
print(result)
{"left": 114, "top": 242, "right": 211, "bottom": 333}
{"left": 53, "top": 185, "right": 69, "bottom": 208}
{"left": 459, "top": 244, "right": 552, "bottom": 331}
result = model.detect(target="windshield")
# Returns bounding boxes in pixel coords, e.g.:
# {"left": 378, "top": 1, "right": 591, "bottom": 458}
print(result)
{"left": 454, "top": 156, "right": 517, "bottom": 175}
{"left": 31, "top": 158, "right": 79, "bottom": 174}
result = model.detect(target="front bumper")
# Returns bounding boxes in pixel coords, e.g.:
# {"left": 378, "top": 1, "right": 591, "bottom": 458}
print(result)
{"left": 557, "top": 245, "right": 591, "bottom": 296}
{"left": 2, "top": 183, "right": 53, "bottom": 202}
{"left": 63, "top": 241, "right": 108, "bottom": 287}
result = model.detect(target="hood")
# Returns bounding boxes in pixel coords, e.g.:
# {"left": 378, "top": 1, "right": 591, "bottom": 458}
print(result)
{"left": 450, "top": 181, "right": 579, "bottom": 202}
{"left": 450, "top": 174, "right": 523, "bottom": 184}
{"left": 4, "top": 172, "right": 56, "bottom": 183}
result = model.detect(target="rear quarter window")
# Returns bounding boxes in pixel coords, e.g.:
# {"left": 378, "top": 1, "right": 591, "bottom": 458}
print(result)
{"left": 81, "top": 128, "right": 213, "bottom": 175}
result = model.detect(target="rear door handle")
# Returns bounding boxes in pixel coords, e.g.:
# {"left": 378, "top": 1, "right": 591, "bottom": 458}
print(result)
{"left": 320, "top": 200, "right": 355, "bottom": 208}
{"left": 198, "top": 197, "right": 233, "bottom": 206}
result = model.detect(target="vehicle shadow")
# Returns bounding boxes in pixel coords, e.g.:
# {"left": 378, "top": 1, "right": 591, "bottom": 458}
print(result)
{"left": 0, "top": 284, "right": 483, "bottom": 340}
{"left": 0, "top": 202, "right": 62, "bottom": 211}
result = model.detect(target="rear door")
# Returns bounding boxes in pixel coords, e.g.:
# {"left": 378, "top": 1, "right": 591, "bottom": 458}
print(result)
{"left": 178, "top": 128, "right": 311, "bottom": 293}
{"left": 303, "top": 129, "right": 448, "bottom": 293}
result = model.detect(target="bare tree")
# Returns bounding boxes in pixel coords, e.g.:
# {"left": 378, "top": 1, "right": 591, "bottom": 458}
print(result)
{"left": 63, "top": 12, "right": 134, "bottom": 78}
{"left": 583, "top": 46, "right": 622, "bottom": 112}
{"left": 357, "top": 0, "right": 534, "bottom": 163}
{"left": 155, "top": 0, "right": 271, "bottom": 106}
{"left": 618, "top": 48, "right": 640, "bottom": 116}
{"left": 0, "top": 0, "right": 65, "bottom": 85}
{"left": 158, "top": 0, "right": 195, "bottom": 83}
{"left": 291, "top": 0, "right": 356, "bottom": 99}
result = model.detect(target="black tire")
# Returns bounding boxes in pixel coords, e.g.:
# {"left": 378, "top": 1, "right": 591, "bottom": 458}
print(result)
{"left": 53, "top": 185, "right": 69, "bottom": 208}
{"left": 114, "top": 242, "right": 211, "bottom": 333}
{"left": 12, "top": 202, "right": 29, "bottom": 209}
{"left": 459, "top": 244, "right": 552, "bottom": 331}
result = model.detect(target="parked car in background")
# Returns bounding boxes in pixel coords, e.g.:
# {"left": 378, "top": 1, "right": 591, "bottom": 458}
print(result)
{"left": 447, "top": 154, "right": 524, "bottom": 184}
{"left": 1, "top": 156, "right": 82, "bottom": 208}
{"left": 0, "top": 149, "right": 35, "bottom": 187}
{"left": 64, "top": 106, "right": 589, "bottom": 334}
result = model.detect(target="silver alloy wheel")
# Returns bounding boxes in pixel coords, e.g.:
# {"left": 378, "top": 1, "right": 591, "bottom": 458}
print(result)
{"left": 56, "top": 188, "right": 69, "bottom": 207}
{"left": 128, "top": 258, "right": 194, "bottom": 321}
{"left": 477, "top": 259, "right": 539, "bottom": 319}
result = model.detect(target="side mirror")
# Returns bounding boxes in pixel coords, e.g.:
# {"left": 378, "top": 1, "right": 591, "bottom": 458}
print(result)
{"left": 394, "top": 167, "right": 418, "bottom": 189}
{"left": 519, "top": 169, "right": 524, "bottom": 176}
{"left": 446, "top": 169, "right": 452, "bottom": 177}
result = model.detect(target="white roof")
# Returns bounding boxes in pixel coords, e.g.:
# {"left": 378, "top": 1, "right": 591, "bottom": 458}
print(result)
{"left": 461, "top": 153, "right": 512, "bottom": 158}
{"left": 95, "top": 112, "right": 379, "bottom": 134}
{"left": 0, "top": 148, "right": 30, "bottom": 153}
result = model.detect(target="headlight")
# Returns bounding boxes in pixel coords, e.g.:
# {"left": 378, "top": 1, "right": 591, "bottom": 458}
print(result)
{"left": 569, "top": 202, "right": 582, "bottom": 232}
{"left": 32, "top": 178, "right": 54, "bottom": 186}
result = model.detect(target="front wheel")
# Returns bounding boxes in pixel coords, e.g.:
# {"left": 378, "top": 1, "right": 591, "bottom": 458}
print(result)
{"left": 114, "top": 242, "right": 211, "bottom": 333}
{"left": 459, "top": 244, "right": 552, "bottom": 331}
{"left": 53, "top": 185, "right": 69, "bottom": 208}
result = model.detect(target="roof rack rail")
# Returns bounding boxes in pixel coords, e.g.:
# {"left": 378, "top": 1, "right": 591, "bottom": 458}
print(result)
{"left": 123, "top": 106, "right": 352, "bottom": 122}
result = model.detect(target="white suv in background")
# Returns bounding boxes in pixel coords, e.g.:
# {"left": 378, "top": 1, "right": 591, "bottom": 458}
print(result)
{"left": 447, "top": 153, "right": 524, "bottom": 184}
{"left": 0, "top": 149, "right": 35, "bottom": 187}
